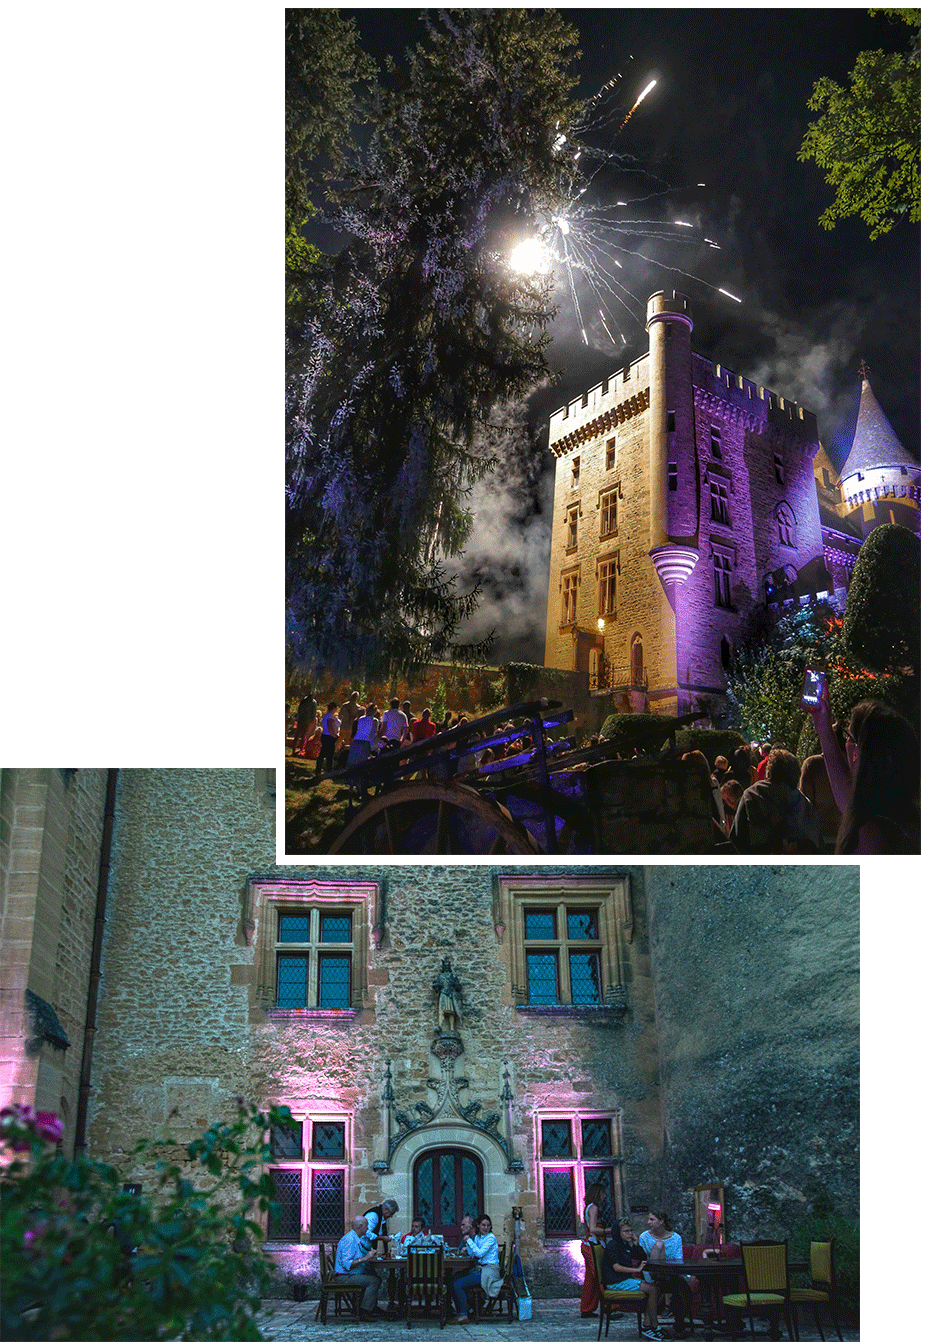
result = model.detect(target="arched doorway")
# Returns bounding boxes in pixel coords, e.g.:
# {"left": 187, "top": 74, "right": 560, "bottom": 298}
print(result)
{"left": 413, "top": 1148, "right": 484, "bottom": 1240}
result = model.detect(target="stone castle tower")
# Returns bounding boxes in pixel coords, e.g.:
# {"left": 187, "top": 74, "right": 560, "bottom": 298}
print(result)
{"left": 544, "top": 292, "right": 825, "bottom": 716}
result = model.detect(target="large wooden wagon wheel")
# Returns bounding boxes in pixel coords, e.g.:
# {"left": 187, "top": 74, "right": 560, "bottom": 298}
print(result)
{"left": 486, "top": 781, "right": 596, "bottom": 855}
{"left": 326, "top": 781, "right": 541, "bottom": 855}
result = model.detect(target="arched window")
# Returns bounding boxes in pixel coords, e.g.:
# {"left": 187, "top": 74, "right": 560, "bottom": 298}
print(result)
{"left": 414, "top": 1149, "right": 484, "bottom": 1241}
{"left": 631, "top": 634, "right": 644, "bottom": 687}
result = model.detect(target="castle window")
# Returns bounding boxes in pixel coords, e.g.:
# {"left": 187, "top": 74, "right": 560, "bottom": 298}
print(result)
{"left": 561, "top": 569, "right": 579, "bottom": 626}
{"left": 275, "top": 910, "right": 353, "bottom": 1009}
{"left": 605, "top": 438, "right": 616, "bottom": 470}
{"left": 247, "top": 878, "right": 379, "bottom": 1017}
{"left": 668, "top": 462, "right": 678, "bottom": 491}
{"left": 822, "top": 467, "right": 832, "bottom": 489}
{"left": 710, "top": 479, "right": 730, "bottom": 526}
{"left": 777, "top": 501, "right": 796, "bottom": 548}
{"left": 774, "top": 452, "right": 784, "bottom": 484}
{"left": 496, "top": 873, "right": 632, "bottom": 1012}
{"left": 713, "top": 552, "right": 732, "bottom": 608}
{"left": 567, "top": 507, "right": 579, "bottom": 551}
{"left": 599, "top": 489, "right": 618, "bottom": 537}
{"left": 667, "top": 411, "right": 676, "bottom": 433}
{"left": 267, "top": 1115, "right": 349, "bottom": 1243}
{"left": 571, "top": 456, "right": 580, "bottom": 490}
{"left": 540, "top": 1115, "right": 617, "bottom": 1240}
{"left": 598, "top": 557, "right": 617, "bottom": 617}
{"left": 710, "top": 426, "right": 722, "bottom": 459}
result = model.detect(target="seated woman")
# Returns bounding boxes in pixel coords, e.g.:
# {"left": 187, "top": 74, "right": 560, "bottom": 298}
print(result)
{"left": 639, "top": 1210, "right": 693, "bottom": 1338}
{"left": 601, "top": 1219, "right": 663, "bottom": 1341}
{"left": 805, "top": 688, "right": 920, "bottom": 853}
{"left": 452, "top": 1214, "right": 501, "bottom": 1323}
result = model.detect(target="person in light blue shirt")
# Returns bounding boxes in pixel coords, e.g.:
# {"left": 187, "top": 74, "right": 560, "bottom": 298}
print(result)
{"left": 334, "top": 1216, "right": 380, "bottom": 1315}
{"left": 453, "top": 1214, "right": 502, "bottom": 1322}
{"left": 639, "top": 1210, "right": 691, "bottom": 1334}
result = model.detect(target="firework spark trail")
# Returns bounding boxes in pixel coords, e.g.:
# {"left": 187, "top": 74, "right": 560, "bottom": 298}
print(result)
{"left": 621, "top": 78, "right": 658, "bottom": 125}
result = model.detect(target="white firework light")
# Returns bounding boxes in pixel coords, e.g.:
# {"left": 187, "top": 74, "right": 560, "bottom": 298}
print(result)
{"left": 509, "top": 72, "right": 741, "bottom": 346}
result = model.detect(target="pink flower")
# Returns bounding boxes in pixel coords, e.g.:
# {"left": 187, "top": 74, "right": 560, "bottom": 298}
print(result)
{"left": 0, "top": 1104, "right": 63, "bottom": 1148}
{"left": 35, "top": 1112, "right": 64, "bottom": 1144}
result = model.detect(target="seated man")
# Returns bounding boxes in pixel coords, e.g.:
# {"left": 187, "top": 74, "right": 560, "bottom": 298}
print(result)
{"left": 401, "top": 1215, "right": 434, "bottom": 1250}
{"left": 334, "top": 1215, "right": 381, "bottom": 1320}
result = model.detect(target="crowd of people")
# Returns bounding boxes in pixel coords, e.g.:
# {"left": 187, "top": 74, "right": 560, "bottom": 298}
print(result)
{"left": 330, "top": 1198, "right": 505, "bottom": 1323}
{"left": 290, "top": 686, "right": 919, "bottom": 855}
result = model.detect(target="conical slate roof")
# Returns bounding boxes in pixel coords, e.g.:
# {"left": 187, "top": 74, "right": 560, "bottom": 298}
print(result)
{"left": 841, "top": 374, "right": 917, "bottom": 479}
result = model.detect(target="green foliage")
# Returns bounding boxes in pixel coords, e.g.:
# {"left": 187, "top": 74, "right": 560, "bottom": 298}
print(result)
{"left": 429, "top": 677, "right": 448, "bottom": 725}
{"left": 479, "top": 675, "right": 506, "bottom": 712}
{"left": 788, "top": 1203, "right": 860, "bottom": 1320}
{"left": 286, "top": 9, "right": 582, "bottom": 679}
{"left": 599, "top": 712, "right": 658, "bottom": 744}
{"left": 797, "top": 9, "right": 920, "bottom": 238}
{"left": 673, "top": 728, "right": 749, "bottom": 764}
{"left": 1, "top": 1102, "right": 295, "bottom": 1341}
{"left": 725, "top": 607, "right": 840, "bottom": 750}
{"left": 505, "top": 662, "right": 574, "bottom": 704}
{"left": 840, "top": 523, "right": 920, "bottom": 674}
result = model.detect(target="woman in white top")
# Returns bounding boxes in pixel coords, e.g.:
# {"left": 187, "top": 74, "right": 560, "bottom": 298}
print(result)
{"left": 453, "top": 1215, "right": 501, "bottom": 1323}
{"left": 347, "top": 704, "right": 379, "bottom": 770}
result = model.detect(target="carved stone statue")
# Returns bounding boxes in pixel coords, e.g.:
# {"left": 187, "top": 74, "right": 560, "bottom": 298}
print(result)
{"left": 432, "top": 958, "right": 464, "bottom": 1034}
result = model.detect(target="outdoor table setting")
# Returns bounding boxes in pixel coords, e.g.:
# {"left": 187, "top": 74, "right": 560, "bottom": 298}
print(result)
{"left": 645, "top": 1256, "right": 806, "bottom": 1342}
{"left": 370, "top": 1250, "right": 478, "bottom": 1320}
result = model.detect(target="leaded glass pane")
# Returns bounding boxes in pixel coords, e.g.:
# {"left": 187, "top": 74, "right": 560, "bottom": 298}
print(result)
{"left": 543, "top": 1168, "right": 575, "bottom": 1236}
{"left": 461, "top": 1159, "right": 478, "bottom": 1220}
{"left": 278, "top": 912, "right": 310, "bottom": 943}
{"left": 525, "top": 910, "right": 556, "bottom": 939}
{"left": 318, "top": 955, "right": 351, "bottom": 1008}
{"left": 271, "top": 1121, "right": 302, "bottom": 1160}
{"left": 320, "top": 914, "right": 352, "bottom": 943}
{"left": 311, "top": 1169, "right": 345, "bottom": 1237}
{"left": 416, "top": 1158, "right": 434, "bottom": 1224}
{"left": 567, "top": 909, "right": 598, "bottom": 940}
{"left": 276, "top": 953, "right": 308, "bottom": 1008}
{"left": 569, "top": 952, "right": 601, "bottom": 1004}
{"left": 582, "top": 1119, "right": 612, "bottom": 1157}
{"left": 269, "top": 1169, "right": 303, "bottom": 1240}
{"left": 312, "top": 1121, "right": 345, "bottom": 1158}
{"left": 438, "top": 1153, "right": 455, "bottom": 1226}
{"left": 585, "top": 1166, "right": 615, "bottom": 1223}
{"left": 541, "top": 1120, "right": 573, "bottom": 1158}
{"left": 527, "top": 952, "right": 558, "bottom": 1005}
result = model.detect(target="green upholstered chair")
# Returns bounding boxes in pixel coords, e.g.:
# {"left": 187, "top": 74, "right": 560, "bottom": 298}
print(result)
{"left": 790, "top": 1240, "right": 844, "bottom": 1342}
{"left": 314, "top": 1243, "right": 365, "bottom": 1324}
{"left": 405, "top": 1245, "right": 446, "bottom": 1328}
{"left": 593, "top": 1243, "right": 645, "bottom": 1338}
{"left": 722, "top": 1240, "right": 793, "bottom": 1340}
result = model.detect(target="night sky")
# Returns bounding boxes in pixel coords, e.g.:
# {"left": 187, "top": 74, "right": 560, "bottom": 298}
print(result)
{"left": 346, "top": 7, "right": 920, "bottom": 663}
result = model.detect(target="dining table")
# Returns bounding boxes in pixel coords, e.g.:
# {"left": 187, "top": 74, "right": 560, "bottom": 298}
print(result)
{"left": 644, "top": 1256, "right": 806, "bottom": 1342}
{"left": 371, "top": 1251, "right": 478, "bottom": 1319}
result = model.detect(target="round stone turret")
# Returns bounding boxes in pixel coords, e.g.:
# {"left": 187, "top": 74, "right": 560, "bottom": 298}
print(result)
{"left": 840, "top": 371, "right": 920, "bottom": 511}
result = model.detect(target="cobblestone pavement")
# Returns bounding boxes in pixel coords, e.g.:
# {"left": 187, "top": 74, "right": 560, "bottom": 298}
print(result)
{"left": 259, "top": 1297, "right": 858, "bottom": 1341}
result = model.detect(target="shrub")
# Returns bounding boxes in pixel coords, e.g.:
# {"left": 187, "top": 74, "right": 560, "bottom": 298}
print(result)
{"left": 788, "top": 1199, "right": 860, "bottom": 1322}
{"left": 1, "top": 1100, "right": 294, "bottom": 1341}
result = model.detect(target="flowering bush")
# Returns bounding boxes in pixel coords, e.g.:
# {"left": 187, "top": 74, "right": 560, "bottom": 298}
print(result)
{"left": 1, "top": 1100, "right": 296, "bottom": 1340}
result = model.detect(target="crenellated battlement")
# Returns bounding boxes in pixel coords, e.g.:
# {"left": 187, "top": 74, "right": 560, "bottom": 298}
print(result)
{"left": 548, "top": 354, "right": 650, "bottom": 449}
{"left": 693, "top": 355, "right": 818, "bottom": 440}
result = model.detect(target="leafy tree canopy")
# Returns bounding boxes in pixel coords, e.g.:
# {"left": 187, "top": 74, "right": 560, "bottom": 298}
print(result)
{"left": 797, "top": 8, "right": 920, "bottom": 239}
{"left": 286, "top": 8, "right": 582, "bottom": 679}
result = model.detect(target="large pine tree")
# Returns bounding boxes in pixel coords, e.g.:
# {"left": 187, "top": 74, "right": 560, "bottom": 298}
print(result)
{"left": 286, "top": 8, "right": 581, "bottom": 678}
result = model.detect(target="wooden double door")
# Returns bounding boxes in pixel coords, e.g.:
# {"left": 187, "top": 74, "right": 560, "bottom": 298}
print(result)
{"left": 413, "top": 1148, "right": 484, "bottom": 1243}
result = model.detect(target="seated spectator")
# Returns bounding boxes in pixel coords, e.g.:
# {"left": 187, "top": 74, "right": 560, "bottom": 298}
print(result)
{"left": 334, "top": 1215, "right": 381, "bottom": 1320}
{"left": 400, "top": 1216, "right": 434, "bottom": 1250}
{"left": 730, "top": 749, "right": 823, "bottom": 853}
{"left": 805, "top": 689, "right": 920, "bottom": 853}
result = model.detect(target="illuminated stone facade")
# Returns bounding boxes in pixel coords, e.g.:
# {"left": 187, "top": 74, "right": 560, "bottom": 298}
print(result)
{"left": 545, "top": 292, "right": 824, "bottom": 716}
{"left": 1, "top": 770, "right": 858, "bottom": 1294}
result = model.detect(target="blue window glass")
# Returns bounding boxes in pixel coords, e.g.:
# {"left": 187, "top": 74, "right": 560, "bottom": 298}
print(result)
{"left": 582, "top": 1119, "right": 612, "bottom": 1157}
{"left": 271, "top": 1120, "right": 302, "bottom": 1159}
{"left": 541, "top": 1120, "right": 573, "bottom": 1158}
{"left": 276, "top": 954, "right": 308, "bottom": 1008}
{"left": 320, "top": 914, "right": 352, "bottom": 943}
{"left": 311, "top": 1169, "right": 345, "bottom": 1237}
{"left": 527, "top": 951, "right": 559, "bottom": 1005}
{"left": 543, "top": 1168, "right": 575, "bottom": 1236}
{"left": 525, "top": 910, "right": 557, "bottom": 939}
{"left": 268, "top": 1169, "right": 303, "bottom": 1240}
{"left": 313, "top": 1121, "right": 345, "bottom": 1158}
{"left": 569, "top": 952, "right": 601, "bottom": 1004}
{"left": 278, "top": 912, "right": 310, "bottom": 943}
{"left": 318, "top": 955, "right": 351, "bottom": 1008}
{"left": 566, "top": 909, "right": 598, "bottom": 940}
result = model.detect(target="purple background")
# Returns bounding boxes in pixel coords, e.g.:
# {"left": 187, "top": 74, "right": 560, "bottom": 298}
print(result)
{"left": 0, "top": 7, "right": 929, "bottom": 1331}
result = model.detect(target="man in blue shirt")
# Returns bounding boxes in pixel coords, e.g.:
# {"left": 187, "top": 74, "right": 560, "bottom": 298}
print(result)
{"left": 334, "top": 1215, "right": 381, "bottom": 1318}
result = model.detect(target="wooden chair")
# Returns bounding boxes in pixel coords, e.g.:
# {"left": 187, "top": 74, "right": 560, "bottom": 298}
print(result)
{"left": 406, "top": 1245, "right": 446, "bottom": 1328}
{"left": 722, "top": 1240, "right": 793, "bottom": 1340}
{"left": 469, "top": 1241, "right": 516, "bottom": 1321}
{"left": 593, "top": 1243, "right": 645, "bottom": 1338}
{"left": 790, "top": 1240, "right": 844, "bottom": 1342}
{"left": 314, "top": 1243, "right": 365, "bottom": 1324}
